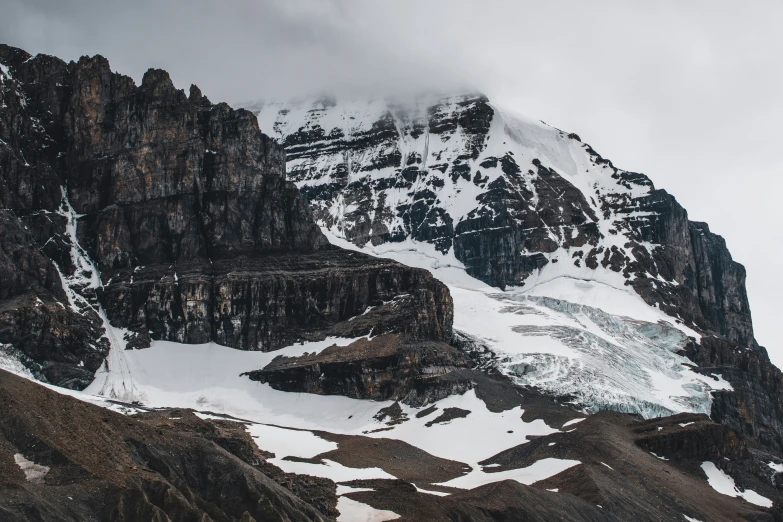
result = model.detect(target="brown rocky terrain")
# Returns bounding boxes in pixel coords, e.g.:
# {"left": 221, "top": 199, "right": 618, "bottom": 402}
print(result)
{"left": 0, "top": 369, "right": 335, "bottom": 521}
{"left": 326, "top": 410, "right": 783, "bottom": 521}
{"left": 5, "top": 367, "right": 783, "bottom": 522}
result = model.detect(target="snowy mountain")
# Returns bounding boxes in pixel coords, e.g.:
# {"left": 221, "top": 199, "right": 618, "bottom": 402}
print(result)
{"left": 3, "top": 44, "right": 783, "bottom": 521}
{"left": 249, "top": 93, "right": 750, "bottom": 342}
{"left": 247, "top": 93, "right": 760, "bottom": 420}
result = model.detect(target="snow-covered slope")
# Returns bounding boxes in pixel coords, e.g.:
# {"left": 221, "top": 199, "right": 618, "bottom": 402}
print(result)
{"left": 247, "top": 93, "right": 745, "bottom": 418}
{"left": 326, "top": 231, "right": 729, "bottom": 418}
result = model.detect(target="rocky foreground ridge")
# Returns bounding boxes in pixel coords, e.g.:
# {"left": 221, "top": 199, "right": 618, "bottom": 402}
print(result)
{"left": 4, "top": 366, "right": 783, "bottom": 521}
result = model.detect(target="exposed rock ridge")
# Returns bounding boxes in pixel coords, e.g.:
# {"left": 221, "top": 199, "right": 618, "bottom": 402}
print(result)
{"left": 100, "top": 253, "right": 453, "bottom": 351}
{"left": 0, "top": 369, "right": 334, "bottom": 521}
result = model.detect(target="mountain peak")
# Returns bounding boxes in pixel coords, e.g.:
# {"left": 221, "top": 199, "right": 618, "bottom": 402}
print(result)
{"left": 246, "top": 91, "right": 766, "bottom": 422}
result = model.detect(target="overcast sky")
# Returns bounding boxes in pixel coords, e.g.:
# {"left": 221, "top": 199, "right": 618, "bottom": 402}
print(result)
{"left": 3, "top": 0, "right": 781, "bottom": 366}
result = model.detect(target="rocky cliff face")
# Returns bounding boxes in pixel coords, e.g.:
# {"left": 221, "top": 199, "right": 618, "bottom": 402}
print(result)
{"left": 685, "top": 336, "right": 783, "bottom": 452}
{"left": 64, "top": 65, "right": 327, "bottom": 267}
{"left": 0, "top": 44, "right": 453, "bottom": 387}
{"left": 0, "top": 48, "right": 111, "bottom": 387}
{"left": 0, "top": 209, "right": 108, "bottom": 388}
{"left": 100, "top": 252, "right": 453, "bottom": 351}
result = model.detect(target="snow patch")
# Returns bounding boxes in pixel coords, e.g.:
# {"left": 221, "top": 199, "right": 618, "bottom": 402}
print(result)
{"left": 13, "top": 454, "right": 49, "bottom": 483}
{"left": 83, "top": 337, "right": 560, "bottom": 481}
{"left": 50, "top": 187, "right": 142, "bottom": 403}
{"left": 275, "top": 458, "right": 394, "bottom": 483}
{"left": 701, "top": 461, "right": 772, "bottom": 507}
{"left": 247, "top": 424, "right": 337, "bottom": 459}
{"left": 337, "top": 485, "right": 374, "bottom": 495}
{"left": 336, "top": 497, "right": 400, "bottom": 521}
{"left": 0, "top": 345, "right": 35, "bottom": 379}
{"left": 413, "top": 485, "right": 451, "bottom": 496}
{"left": 436, "top": 458, "right": 580, "bottom": 489}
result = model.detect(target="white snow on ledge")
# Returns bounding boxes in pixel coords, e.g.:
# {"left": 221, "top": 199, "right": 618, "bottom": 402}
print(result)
{"left": 701, "top": 461, "right": 772, "bottom": 508}
{"left": 436, "top": 458, "right": 580, "bottom": 489}
{"left": 73, "top": 335, "right": 561, "bottom": 466}
{"left": 14, "top": 454, "right": 49, "bottom": 483}
{"left": 6, "top": 336, "right": 568, "bottom": 492}
{"left": 337, "top": 497, "right": 400, "bottom": 521}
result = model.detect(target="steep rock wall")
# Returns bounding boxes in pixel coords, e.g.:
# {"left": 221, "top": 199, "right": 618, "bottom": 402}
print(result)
{"left": 0, "top": 45, "right": 453, "bottom": 386}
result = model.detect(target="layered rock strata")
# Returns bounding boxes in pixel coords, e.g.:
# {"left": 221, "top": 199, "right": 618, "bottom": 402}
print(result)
{"left": 0, "top": 45, "right": 453, "bottom": 387}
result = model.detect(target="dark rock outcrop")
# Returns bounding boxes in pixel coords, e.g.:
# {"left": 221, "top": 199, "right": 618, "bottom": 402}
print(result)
{"left": 685, "top": 336, "right": 783, "bottom": 452}
{"left": 454, "top": 160, "right": 601, "bottom": 287}
{"left": 626, "top": 191, "right": 754, "bottom": 347}
{"left": 100, "top": 253, "right": 453, "bottom": 351}
{"left": 633, "top": 413, "right": 749, "bottom": 462}
{"left": 247, "top": 334, "right": 471, "bottom": 404}
{"left": 65, "top": 66, "right": 327, "bottom": 268}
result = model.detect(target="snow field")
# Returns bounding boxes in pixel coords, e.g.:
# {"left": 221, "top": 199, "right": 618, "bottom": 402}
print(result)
{"left": 322, "top": 227, "right": 731, "bottom": 419}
